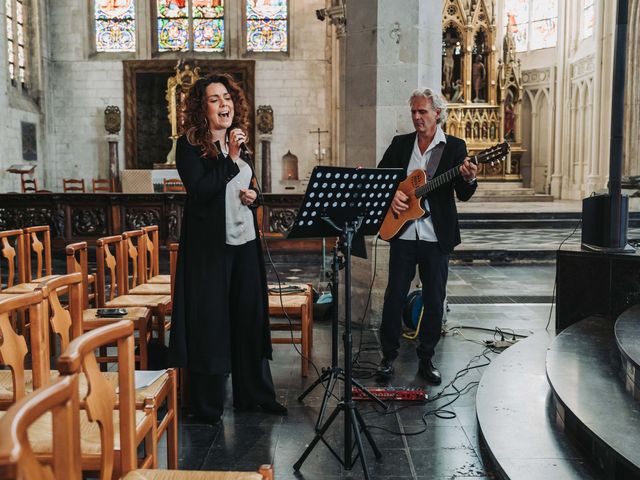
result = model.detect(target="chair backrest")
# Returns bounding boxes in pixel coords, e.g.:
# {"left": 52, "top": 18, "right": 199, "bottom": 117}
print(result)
{"left": 62, "top": 179, "right": 86, "bottom": 193}
{"left": 0, "top": 229, "right": 26, "bottom": 291}
{"left": 163, "top": 178, "right": 185, "bottom": 193}
{"left": 36, "top": 273, "right": 84, "bottom": 355}
{"left": 0, "top": 375, "right": 81, "bottom": 480}
{"left": 56, "top": 321, "right": 137, "bottom": 479}
{"left": 92, "top": 178, "right": 112, "bottom": 192}
{"left": 95, "top": 235, "right": 126, "bottom": 306}
{"left": 65, "top": 242, "right": 91, "bottom": 309}
{"left": 141, "top": 225, "right": 160, "bottom": 281}
{"left": 23, "top": 225, "right": 52, "bottom": 282}
{"left": 21, "top": 178, "right": 37, "bottom": 193}
{"left": 122, "top": 230, "right": 146, "bottom": 290}
{"left": 0, "top": 291, "right": 50, "bottom": 402}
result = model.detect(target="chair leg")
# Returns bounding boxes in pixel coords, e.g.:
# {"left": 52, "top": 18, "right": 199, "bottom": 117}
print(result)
{"left": 301, "top": 305, "right": 309, "bottom": 378}
{"left": 167, "top": 369, "right": 179, "bottom": 469}
{"left": 137, "top": 317, "right": 149, "bottom": 370}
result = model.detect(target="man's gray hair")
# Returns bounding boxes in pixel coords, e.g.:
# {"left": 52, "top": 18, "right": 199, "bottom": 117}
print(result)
{"left": 409, "top": 88, "right": 448, "bottom": 125}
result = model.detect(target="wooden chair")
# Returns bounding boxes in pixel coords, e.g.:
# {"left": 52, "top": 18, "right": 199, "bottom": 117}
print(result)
{"left": 268, "top": 283, "right": 314, "bottom": 377}
{"left": 96, "top": 235, "right": 172, "bottom": 343}
{"left": 0, "top": 282, "right": 156, "bottom": 478}
{"left": 2, "top": 226, "right": 58, "bottom": 296}
{"left": 141, "top": 226, "right": 171, "bottom": 285}
{"left": 0, "top": 375, "right": 82, "bottom": 480}
{"left": 66, "top": 241, "right": 152, "bottom": 370}
{"left": 21, "top": 178, "right": 38, "bottom": 193}
{"left": 92, "top": 178, "right": 113, "bottom": 192}
{"left": 62, "top": 178, "right": 86, "bottom": 193}
{"left": 0, "top": 291, "right": 51, "bottom": 410}
{"left": 0, "top": 363, "right": 272, "bottom": 479}
{"left": 162, "top": 178, "right": 185, "bottom": 193}
{"left": 37, "top": 273, "right": 177, "bottom": 469}
{"left": 122, "top": 230, "right": 171, "bottom": 297}
{"left": 0, "top": 229, "right": 26, "bottom": 292}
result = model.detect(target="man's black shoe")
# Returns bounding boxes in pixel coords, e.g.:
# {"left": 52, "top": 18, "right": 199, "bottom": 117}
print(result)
{"left": 376, "top": 357, "right": 395, "bottom": 377}
{"left": 418, "top": 358, "right": 441, "bottom": 385}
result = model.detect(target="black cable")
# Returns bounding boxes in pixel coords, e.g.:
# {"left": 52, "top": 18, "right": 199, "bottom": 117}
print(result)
{"left": 361, "top": 347, "right": 496, "bottom": 436}
{"left": 545, "top": 220, "right": 582, "bottom": 331}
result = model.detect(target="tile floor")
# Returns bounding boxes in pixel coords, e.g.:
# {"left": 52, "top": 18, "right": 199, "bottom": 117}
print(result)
{"left": 165, "top": 262, "right": 557, "bottom": 479}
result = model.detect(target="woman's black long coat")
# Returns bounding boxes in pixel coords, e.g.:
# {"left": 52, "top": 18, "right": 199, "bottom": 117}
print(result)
{"left": 168, "top": 135, "right": 273, "bottom": 375}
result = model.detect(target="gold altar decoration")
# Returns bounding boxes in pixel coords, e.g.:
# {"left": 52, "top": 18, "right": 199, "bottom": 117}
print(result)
{"left": 164, "top": 61, "right": 201, "bottom": 165}
{"left": 441, "top": 0, "right": 524, "bottom": 181}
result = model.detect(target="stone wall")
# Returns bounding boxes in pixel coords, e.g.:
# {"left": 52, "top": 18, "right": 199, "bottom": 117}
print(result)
{"left": 0, "top": 0, "right": 331, "bottom": 193}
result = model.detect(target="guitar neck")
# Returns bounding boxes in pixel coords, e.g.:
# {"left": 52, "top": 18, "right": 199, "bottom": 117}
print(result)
{"left": 414, "top": 164, "right": 463, "bottom": 198}
{"left": 414, "top": 154, "right": 482, "bottom": 198}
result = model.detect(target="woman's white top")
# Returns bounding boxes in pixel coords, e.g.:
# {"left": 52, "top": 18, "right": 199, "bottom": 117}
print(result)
{"left": 225, "top": 156, "right": 257, "bottom": 245}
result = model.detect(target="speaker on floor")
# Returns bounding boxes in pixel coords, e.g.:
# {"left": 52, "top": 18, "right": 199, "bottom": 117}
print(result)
{"left": 581, "top": 193, "right": 629, "bottom": 249}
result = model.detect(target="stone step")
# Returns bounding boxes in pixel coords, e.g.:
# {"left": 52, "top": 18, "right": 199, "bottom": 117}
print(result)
{"left": 469, "top": 193, "right": 554, "bottom": 202}
{"left": 476, "top": 333, "right": 599, "bottom": 479}
{"left": 614, "top": 304, "right": 640, "bottom": 402}
{"left": 546, "top": 315, "right": 640, "bottom": 477}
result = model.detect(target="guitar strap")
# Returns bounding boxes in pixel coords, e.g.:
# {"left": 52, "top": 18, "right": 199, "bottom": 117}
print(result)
{"left": 425, "top": 142, "right": 445, "bottom": 180}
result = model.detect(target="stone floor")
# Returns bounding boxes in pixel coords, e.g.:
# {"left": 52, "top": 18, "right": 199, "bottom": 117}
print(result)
{"left": 165, "top": 261, "right": 557, "bottom": 479}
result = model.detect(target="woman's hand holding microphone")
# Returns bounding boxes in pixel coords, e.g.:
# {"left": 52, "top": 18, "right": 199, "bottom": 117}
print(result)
{"left": 228, "top": 128, "right": 246, "bottom": 161}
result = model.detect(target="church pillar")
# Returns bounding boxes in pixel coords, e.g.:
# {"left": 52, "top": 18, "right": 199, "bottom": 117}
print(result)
{"left": 344, "top": 0, "right": 442, "bottom": 324}
{"left": 624, "top": 0, "right": 640, "bottom": 176}
{"left": 344, "top": 0, "right": 442, "bottom": 169}
{"left": 260, "top": 134, "right": 272, "bottom": 193}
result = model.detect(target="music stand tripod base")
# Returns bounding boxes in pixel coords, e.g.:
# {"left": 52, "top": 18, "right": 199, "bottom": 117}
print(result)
{"left": 297, "top": 241, "right": 387, "bottom": 433}
{"left": 288, "top": 166, "right": 402, "bottom": 479}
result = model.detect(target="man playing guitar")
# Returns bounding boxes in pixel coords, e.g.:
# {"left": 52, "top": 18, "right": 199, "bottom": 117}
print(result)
{"left": 377, "top": 87, "right": 477, "bottom": 384}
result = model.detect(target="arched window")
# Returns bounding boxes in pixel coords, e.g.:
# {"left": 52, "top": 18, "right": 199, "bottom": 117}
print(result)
{"left": 5, "top": 0, "right": 27, "bottom": 85}
{"left": 95, "top": 0, "right": 137, "bottom": 52}
{"left": 245, "top": 0, "right": 288, "bottom": 53}
{"left": 504, "top": 0, "right": 557, "bottom": 52}
{"left": 156, "top": 0, "right": 225, "bottom": 52}
{"left": 581, "top": 0, "right": 595, "bottom": 39}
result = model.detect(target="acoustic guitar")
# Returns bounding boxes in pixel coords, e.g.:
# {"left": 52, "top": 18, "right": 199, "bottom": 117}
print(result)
{"left": 378, "top": 142, "right": 510, "bottom": 241}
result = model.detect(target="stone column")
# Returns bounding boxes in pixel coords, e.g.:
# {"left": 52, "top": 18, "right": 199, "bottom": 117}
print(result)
{"left": 107, "top": 134, "right": 121, "bottom": 192}
{"left": 260, "top": 133, "right": 272, "bottom": 193}
{"left": 344, "top": 0, "right": 443, "bottom": 325}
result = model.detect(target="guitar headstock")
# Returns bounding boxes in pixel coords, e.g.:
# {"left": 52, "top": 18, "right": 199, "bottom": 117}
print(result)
{"left": 471, "top": 142, "right": 510, "bottom": 166}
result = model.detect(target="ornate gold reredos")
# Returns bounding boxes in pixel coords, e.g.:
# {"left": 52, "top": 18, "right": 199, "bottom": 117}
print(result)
{"left": 104, "top": 105, "right": 121, "bottom": 134}
{"left": 256, "top": 105, "right": 274, "bottom": 135}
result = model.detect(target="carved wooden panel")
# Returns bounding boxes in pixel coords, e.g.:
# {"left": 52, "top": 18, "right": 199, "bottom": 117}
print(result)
{"left": 123, "top": 60, "right": 256, "bottom": 169}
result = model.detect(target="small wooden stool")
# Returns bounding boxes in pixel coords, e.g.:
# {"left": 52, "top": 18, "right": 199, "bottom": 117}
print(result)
{"left": 268, "top": 283, "right": 313, "bottom": 377}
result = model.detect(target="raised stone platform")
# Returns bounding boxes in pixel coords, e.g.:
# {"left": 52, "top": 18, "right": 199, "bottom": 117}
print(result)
{"left": 476, "top": 333, "right": 598, "bottom": 479}
{"left": 547, "top": 316, "right": 640, "bottom": 477}
{"left": 615, "top": 304, "right": 640, "bottom": 402}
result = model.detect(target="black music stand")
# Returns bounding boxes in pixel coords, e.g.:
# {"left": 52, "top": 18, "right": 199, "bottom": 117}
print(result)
{"left": 289, "top": 166, "right": 402, "bottom": 479}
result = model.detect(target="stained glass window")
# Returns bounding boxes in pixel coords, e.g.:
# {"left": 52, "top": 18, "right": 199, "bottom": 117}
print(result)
{"left": 582, "top": 0, "right": 595, "bottom": 39}
{"left": 94, "top": 0, "right": 136, "bottom": 52}
{"left": 6, "top": 0, "right": 15, "bottom": 81}
{"left": 504, "top": 0, "right": 557, "bottom": 52}
{"left": 246, "top": 0, "right": 288, "bottom": 53}
{"left": 504, "top": 0, "right": 529, "bottom": 52}
{"left": 5, "top": 0, "right": 28, "bottom": 85}
{"left": 157, "top": 0, "right": 224, "bottom": 52}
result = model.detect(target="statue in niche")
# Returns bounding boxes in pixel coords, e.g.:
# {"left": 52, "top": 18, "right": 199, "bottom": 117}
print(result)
{"left": 504, "top": 90, "right": 516, "bottom": 141}
{"left": 443, "top": 45, "right": 455, "bottom": 94}
{"left": 450, "top": 79, "right": 463, "bottom": 103}
{"left": 472, "top": 55, "right": 486, "bottom": 102}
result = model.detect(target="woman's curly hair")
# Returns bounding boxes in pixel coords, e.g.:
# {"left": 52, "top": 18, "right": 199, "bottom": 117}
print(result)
{"left": 183, "top": 73, "right": 250, "bottom": 158}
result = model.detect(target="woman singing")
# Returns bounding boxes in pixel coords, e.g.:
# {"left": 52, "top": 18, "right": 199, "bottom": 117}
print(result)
{"left": 168, "top": 73, "right": 287, "bottom": 423}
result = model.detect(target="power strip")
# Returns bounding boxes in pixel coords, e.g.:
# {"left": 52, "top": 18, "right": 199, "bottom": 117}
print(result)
{"left": 485, "top": 339, "right": 518, "bottom": 349}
